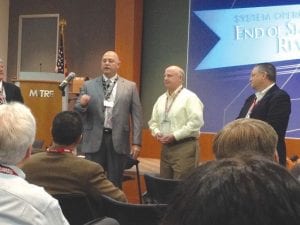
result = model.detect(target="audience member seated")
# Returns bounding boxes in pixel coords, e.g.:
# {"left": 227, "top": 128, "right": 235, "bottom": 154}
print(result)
{"left": 161, "top": 156, "right": 300, "bottom": 225}
{"left": 21, "top": 111, "right": 127, "bottom": 204}
{"left": 213, "top": 118, "right": 278, "bottom": 161}
{"left": 0, "top": 102, "right": 69, "bottom": 224}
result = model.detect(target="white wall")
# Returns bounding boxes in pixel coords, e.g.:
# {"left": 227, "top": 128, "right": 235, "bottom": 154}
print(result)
{"left": 0, "top": 0, "right": 9, "bottom": 80}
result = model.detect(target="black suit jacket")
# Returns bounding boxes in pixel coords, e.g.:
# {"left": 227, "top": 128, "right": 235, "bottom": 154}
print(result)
{"left": 237, "top": 85, "right": 291, "bottom": 165}
{"left": 3, "top": 81, "right": 24, "bottom": 103}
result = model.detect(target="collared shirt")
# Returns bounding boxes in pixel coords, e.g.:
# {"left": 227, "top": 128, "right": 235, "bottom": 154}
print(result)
{"left": 103, "top": 74, "right": 118, "bottom": 128}
{"left": 255, "top": 83, "right": 275, "bottom": 102}
{"left": 148, "top": 86, "right": 204, "bottom": 140}
{"left": 0, "top": 164, "right": 69, "bottom": 225}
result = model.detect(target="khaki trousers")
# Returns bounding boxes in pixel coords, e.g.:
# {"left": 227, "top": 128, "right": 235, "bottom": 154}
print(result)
{"left": 160, "top": 139, "right": 199, "bottom": 179}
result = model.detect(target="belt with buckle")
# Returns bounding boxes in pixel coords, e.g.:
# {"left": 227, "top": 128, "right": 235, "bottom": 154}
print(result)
{"left": 103, "top": 128, "right": 112, "bottom": 134}
{"left": 167, "top": 137, "right": 196, "bottom": 146}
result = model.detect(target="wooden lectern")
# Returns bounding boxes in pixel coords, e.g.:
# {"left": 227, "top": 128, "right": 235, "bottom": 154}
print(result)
{"left": 16, "top": 72, "right": 68, "bottom": 148}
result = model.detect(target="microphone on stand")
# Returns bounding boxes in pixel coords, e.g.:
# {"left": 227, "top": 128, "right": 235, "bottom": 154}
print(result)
{"left": 58, "top": 72, "right": 76, "bottom": 90}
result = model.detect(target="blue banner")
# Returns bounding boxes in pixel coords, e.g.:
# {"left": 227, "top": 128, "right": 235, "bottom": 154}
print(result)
{"left": 187, "top": 0, "right": 300, "bottom": 138}
{"left": 195, "top": 5, "right": 300, "bottom": 70}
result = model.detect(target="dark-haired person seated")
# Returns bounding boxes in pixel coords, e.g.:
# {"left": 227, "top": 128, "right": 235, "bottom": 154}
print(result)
{"left": 213, "top": 118, "right": 279, "bottom": 162}
{"left": 22, "top": 111, "right": 127, "bottom": 203}
{"left": 161, "top": 156, "right": 300, "bottom": 225}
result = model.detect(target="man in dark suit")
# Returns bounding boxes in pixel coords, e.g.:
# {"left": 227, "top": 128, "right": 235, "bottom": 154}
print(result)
{"left": 237, "top": 63, "right": 291, "bottom": 166}
{"left": 0, "top": 58, "right": 23, "bottom": 104}
{"left": 74, "top": 51, "right": 143, "bottom": 188}
{"left": 22, "top": 111, "right": 127, "bottom": 203}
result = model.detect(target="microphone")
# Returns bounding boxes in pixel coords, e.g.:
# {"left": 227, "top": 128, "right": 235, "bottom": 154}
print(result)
{"left": 59, "top": 72, "right": 76, "bottom": 90}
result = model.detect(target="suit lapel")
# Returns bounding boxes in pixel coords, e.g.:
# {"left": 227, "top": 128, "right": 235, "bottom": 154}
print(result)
{"left": 251, "top": 85, "right": 278, "bottom": 115}
{"left": 262, "top": 85, "right": 278, "bottom": 98}
{"left": 3, "top": 82, "right": 11, "bottom": 101}
{"left": 114, "top": 76, "right": 124, "bottom": 106}
{"left": 94, "top": 76, "right": 105, "bottom": 99}
{"left": 257, "top": 85, "right": 278, "bottom": 105}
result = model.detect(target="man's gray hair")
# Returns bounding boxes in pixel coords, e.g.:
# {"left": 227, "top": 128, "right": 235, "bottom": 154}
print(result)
{"left": 0, "top": 102, "right": 36, "bottom": 165}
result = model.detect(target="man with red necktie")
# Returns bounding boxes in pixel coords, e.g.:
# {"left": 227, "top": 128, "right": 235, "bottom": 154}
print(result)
{"left": 237, "top": 63, "right": 291, "bottom": 166}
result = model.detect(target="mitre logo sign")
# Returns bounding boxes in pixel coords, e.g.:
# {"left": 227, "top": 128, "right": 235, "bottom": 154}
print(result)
{"left": 29, "top": 89, "right": 55, "bottom": 98}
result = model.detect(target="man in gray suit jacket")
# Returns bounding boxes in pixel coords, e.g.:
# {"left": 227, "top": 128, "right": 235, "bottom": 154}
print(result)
{"left": 74, "top": 51, "right": 143, "bottom": 188}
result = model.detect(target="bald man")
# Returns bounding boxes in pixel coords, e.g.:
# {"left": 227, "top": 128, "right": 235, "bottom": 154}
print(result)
{"left": 148, "top": 65, "right": 204, "bottom": 179}
{"left": 74, "top": 51, "right": 143, "bottom": 188}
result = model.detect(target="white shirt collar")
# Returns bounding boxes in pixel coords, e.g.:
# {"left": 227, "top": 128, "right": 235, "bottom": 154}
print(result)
{"left": 103, "top": 74, "right": 118, "bottom": 82}
{"left": 167, "top": 85, "right": 183, "bottom": 97}
{"left": 255, "top": 83, "right": 275, "bottom": 101}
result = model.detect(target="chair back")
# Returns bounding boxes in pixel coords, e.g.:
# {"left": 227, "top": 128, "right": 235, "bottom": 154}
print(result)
{"left": 52, "top": 193, "right": 98, "bottom": 225}
{"left": 123, "top": 156, "right": 143, "bottom": 203}
{"left": 32, "top": 139, "right": 44, "bottom": 154}
{"left": 143, "top": 173, "right": 181, "bottom": 204}
{"left": 101, "top": 194, "right": 167, "bottom": 225}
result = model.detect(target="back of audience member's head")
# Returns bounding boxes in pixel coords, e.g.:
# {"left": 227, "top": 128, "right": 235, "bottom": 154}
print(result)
{"left": 213, "top": 118, "right": 278, "bottom": 161}
{"left": 51, "top": 111, "right": 83, "bottom": 146}
{"left": 161, "top": 156, "right": 300, "bottom": 225}
{"left": 290, "top": 163, "right": 300, "bottom": 182}
{"left": 0, "top": 102, "right": 36, "bottom": 165}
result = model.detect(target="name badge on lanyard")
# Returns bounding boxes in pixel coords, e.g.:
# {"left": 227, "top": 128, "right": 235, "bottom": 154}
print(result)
{"left": 160, "top": 118, "right": 171, "bottom": 135}
{"left": 160, "top": 87, "right": 183, "bottom": 135}
{"left": 104, "top": 100, "right": 114, "bottom": 107}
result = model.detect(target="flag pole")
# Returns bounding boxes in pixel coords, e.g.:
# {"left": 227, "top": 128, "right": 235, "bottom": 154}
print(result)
{"left": 57, "top": 18, "right": 67, "bottom": 96}
{"left": 56, "top": 19, "right": 67, "bottom": 76}
{"left": 60, "top": 19, "right": 67, "bottom": 76}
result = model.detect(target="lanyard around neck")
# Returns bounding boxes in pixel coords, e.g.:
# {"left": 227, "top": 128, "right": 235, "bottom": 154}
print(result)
{"left": 0, "top": 164, "right": 18, "bottom": 176}
{"left": 164, "top": 87, "right": 183, "bottom": 117}
{"left": 102, "top": 76, "right": 118, "bottom": 100}
{"left": 46, "top": 147, "right": 73, "bottom": 153}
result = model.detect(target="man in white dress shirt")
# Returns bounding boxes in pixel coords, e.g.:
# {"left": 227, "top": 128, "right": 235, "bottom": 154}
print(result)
{"left": 0, "top": 102, "right": 69, "bottom": 225}
{"left": 148, "top": 65, "right": 204, "bottom": 179}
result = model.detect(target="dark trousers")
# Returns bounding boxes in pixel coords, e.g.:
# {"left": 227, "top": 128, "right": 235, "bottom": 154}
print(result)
{"left": 277, "top": 139, "right": 286, "bottom": 166}
{"left": 86, "top": 132, "right": 127, "bottom": 188}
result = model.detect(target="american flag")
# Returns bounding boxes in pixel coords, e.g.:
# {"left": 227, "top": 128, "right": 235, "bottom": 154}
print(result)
{"left": 56, "top": 32, "right": 65, "bottom": 74}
